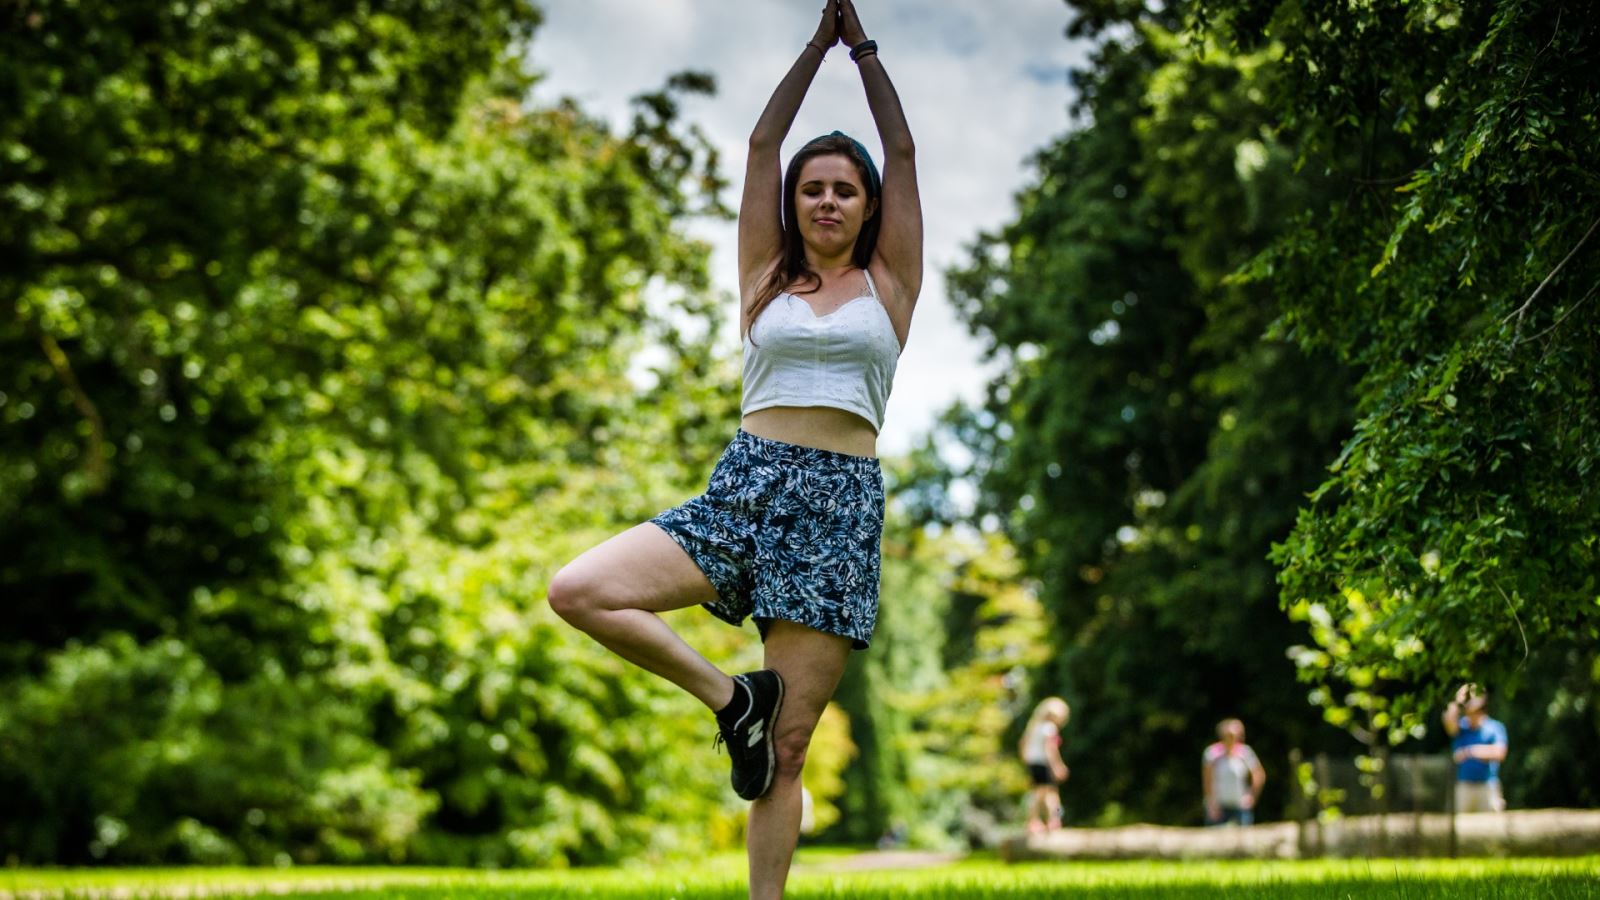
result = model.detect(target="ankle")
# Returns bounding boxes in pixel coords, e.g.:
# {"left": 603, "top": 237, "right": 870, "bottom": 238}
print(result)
{"left": 713, "top": 675, "right": 744, "bottom": 723}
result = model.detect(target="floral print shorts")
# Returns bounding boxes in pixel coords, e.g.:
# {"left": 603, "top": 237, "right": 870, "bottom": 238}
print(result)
{"left": 651, "top": 429, "right": 885, "bottom": 650}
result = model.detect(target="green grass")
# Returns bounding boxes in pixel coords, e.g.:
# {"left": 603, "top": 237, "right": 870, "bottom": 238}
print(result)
{"left": 4, "top": 853, "right": 1598, "bottom": 898}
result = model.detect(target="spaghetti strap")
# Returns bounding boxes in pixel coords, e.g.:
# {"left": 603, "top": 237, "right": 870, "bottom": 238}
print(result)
{"left": 862, "top": 268, "right": 878, "bottom": 299}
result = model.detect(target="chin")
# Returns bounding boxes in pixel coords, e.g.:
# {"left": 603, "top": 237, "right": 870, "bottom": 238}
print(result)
{"left": 805, "top": 239, "right": 854, "bottom": 257}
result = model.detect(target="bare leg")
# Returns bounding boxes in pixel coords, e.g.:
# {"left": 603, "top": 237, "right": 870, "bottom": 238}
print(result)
{"left": 1045, "top": 786, "right": 1063, "bottom": 831}
{"left": 746, "top": 620, "right": 852, "bottom": 900}
{"left": 548, "top": 523, "right": 734, "bottom": 711}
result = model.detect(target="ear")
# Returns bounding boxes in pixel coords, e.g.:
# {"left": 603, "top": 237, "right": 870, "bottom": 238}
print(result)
{"left": 865, "top": 196, "right": 880, "bottom": 219}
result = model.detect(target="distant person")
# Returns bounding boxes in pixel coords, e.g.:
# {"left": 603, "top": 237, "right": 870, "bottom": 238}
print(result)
{"left": 1018, "top": 697, "right": 1070, "bottom": 834}
{"left": 1202, "top": 718, "right": 1266, "bottom": 826}
{"left": 1442, "top": 683, "right": 1507, "bottom": 813}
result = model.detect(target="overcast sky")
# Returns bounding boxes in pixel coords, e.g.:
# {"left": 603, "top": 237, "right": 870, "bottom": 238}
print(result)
{"left": 529, "top": 1, "right": 1091, "bottom": 455}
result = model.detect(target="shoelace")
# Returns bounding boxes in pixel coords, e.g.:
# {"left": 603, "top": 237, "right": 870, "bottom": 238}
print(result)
{"left": 712, "top": 726, "right": 748, "bottom": 756}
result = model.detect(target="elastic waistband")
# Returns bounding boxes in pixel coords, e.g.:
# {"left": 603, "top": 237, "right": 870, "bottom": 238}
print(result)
{"left": 733, "top": 429, "right": 881, "bottom": 472}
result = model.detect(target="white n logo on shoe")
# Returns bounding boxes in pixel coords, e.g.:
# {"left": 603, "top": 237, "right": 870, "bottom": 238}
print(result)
{"left": 747, "top": 719, "right": 765, "bottom": 748}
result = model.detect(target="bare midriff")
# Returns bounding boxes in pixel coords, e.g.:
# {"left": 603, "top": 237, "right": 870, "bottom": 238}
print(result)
{"left": 740, "top": 405, "right": 878, "bottom": 458}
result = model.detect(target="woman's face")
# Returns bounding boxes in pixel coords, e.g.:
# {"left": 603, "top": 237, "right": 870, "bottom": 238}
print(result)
{"left": 794, "top": 153, "right": 876, "bottom": 257}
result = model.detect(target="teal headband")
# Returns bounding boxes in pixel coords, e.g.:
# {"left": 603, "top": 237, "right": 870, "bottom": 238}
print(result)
{"left": 822, "top": 130, "right": 881, "bottom": 195}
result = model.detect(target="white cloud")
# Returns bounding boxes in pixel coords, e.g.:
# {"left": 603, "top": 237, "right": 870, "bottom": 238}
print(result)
{"left": 530, "top": 0, "right": 1090, "bottom": 454}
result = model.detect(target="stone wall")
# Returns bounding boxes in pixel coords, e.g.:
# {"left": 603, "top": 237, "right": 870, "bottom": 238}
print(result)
{"left": 1000, "top": 810, "right": 1600, "bottom": 861}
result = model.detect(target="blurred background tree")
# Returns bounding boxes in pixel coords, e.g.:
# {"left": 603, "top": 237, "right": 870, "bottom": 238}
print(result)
{"left": 944, "top": 0, "right": 1597, "bottom": 825}
{"left": 0, "top": 0, "right": 758, "bottom": 866}
{"left": 945, "top": 12, "right": 1357, "bottom": 823}
{"left": 1193, "top": 0, "right": 1598, "bottom": 799}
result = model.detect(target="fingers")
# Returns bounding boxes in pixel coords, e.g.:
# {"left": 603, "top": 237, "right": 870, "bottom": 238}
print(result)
{"left": 837, "top": 0, "right": 867, "bottom": 42}
{"left": 814, "top": 0, "right": 841, "bottom": 45}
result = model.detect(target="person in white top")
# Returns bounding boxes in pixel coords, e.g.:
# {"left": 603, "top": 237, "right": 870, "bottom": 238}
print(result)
{"left": 1018, "top": 697, "right": 1071, "bottom": 835}
{"left": 548, "top": 2, "right": 921, "bottom": 897}
{"left": 1202, "top": 718, "right": 1266, "bottom": 826}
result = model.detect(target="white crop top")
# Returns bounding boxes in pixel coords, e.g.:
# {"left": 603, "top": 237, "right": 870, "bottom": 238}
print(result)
{"left": 742, "top": 269, "right": 902, "bottom": 431}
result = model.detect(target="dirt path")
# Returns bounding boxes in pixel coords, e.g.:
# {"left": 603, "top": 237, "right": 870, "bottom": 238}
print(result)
{"left": 800, "top": 849, "right": 967, "bottom": 872}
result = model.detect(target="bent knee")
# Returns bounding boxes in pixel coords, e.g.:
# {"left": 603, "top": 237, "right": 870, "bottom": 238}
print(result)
{"left": 773, "top": 731, "right": 812, "bottom": 784}
{"left": 546, "top": 565, "right": 602, "bottom": 625}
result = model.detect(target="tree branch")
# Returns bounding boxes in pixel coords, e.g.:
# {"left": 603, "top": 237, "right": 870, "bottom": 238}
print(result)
{"left": 1491, "top": 581, "right": 1530, "bottom": 672}
{"left": 1502, "top": 215, "right": 1600, "bottom": 330}
{"left": 36, "top": 331, "right": 110, "bottom": 494}
{"left": 1518, "top": 278, "right": 1598, "bottom": 346}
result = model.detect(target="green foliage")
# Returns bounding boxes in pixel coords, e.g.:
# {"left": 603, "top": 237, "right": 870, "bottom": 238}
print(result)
{"left": 897, "top": 533, "right": 1051, "bottom": 843}
{"left": 0, "top": 635, "right": 218, "bottom": 861}
{"left": 1198, "top": 0, "right": 1600, "bottom": 739}
{"left": 1497, "top": 643, "right": 1600, "bottom": 810}
{"left": 947, "top": 0, "right": 1599, "bottom": 824}
{"left": 1, "top": 0, "right": 754, "bottom": 866}
{"left": 945, "top": 22, "right": 1357, "bottom": 824}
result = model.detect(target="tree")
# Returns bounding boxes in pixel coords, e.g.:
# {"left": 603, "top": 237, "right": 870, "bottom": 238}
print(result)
{"left": 1200, "top": 0, "right": 1600, "bottom": 743}
{"left": 945, "top": 17, "right": 1358, "bottom": 823}
{"left": 0, "top": 0, "right": 788, "bottom": 865}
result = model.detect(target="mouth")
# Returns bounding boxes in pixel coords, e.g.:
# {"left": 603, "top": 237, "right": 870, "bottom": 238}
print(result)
{"left": 815, "top": 218, "right": 840, "bottom": 226}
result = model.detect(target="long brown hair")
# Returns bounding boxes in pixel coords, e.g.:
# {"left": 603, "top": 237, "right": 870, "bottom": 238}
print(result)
{"left": 745, "top": 133, "right": 882, "bottom": 339}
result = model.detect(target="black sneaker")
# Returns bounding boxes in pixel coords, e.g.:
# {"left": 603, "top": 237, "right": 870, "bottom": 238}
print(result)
{"left": 714, "top": 669, "right": 785, "bottom": 801}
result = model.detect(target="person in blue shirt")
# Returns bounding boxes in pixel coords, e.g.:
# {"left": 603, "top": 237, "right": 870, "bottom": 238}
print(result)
{"left": 1441, "top": 683, "right": 1508, "bottom": 813}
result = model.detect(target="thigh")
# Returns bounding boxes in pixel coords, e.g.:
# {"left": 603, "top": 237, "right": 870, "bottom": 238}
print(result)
{"left": 762, "top": 619, "right": 853, "bottom": 741}
{"left": 752, "top": 468, "right": 885, "bottom": 650}
{"left": 1455, "top": 782, "right": 1487, "bottom": 813}
{"left": 559, "top": 522, "right": 720, "bottom": 613}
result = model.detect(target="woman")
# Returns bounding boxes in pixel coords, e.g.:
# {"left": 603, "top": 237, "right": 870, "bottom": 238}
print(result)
{"left": 1018, "top": 697, "right": 1071, "bottom": 835}
{"left": 547, "top": 1, "right": 920, "bottom": 895}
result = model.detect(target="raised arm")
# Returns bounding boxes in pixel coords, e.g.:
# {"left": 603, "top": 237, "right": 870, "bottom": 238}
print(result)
{"left": 1440, "top": 702, "right": 1461, "bottom": 737}
{"left": 839, "top": 0, "right": 922, "bottom": 308}
{"left": 1441, "top": 683, "right": 1473, "bottom": 738}
{"left": 739, "top": 1, "right": 839, "bottom": 299}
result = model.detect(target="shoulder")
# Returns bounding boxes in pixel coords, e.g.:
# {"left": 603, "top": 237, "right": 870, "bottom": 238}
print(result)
{"left": 1203, "top": 743, "right": 1224, "bottom": 762}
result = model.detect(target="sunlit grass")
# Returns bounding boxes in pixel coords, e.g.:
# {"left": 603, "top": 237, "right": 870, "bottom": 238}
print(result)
{"left": 4, "top": 853, "right": 1597, "bottom": 898}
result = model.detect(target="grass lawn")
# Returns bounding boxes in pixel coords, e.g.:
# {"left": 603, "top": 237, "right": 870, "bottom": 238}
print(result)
{"left": 3, "top": 852, "right": 1598, "bottom": 898}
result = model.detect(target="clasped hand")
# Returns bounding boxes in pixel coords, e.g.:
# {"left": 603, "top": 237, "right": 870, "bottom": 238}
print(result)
{"left": 813, "top": 0, "right": 870, "bottom": 50}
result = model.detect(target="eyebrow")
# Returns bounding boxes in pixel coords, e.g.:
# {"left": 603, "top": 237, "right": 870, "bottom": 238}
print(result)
{"left": 799, "top": 179, "right": 861, "bottom": 189}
